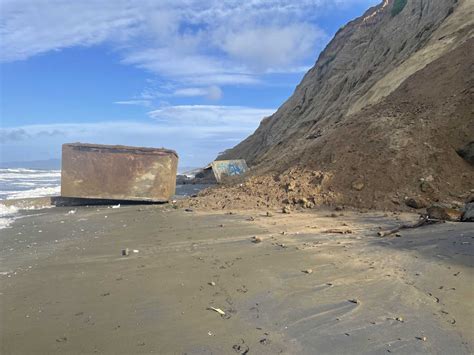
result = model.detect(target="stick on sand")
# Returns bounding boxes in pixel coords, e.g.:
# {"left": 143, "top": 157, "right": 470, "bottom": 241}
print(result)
{"left": 377, "top": 216, "right": 445, "bottom": 237}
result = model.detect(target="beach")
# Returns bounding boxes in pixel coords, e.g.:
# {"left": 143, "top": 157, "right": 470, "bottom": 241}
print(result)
{"left": 1, "top": 202, "right": 472, "bottom": 354}
{"left": 2, "top": 0, "right": 473, "bottom": 353}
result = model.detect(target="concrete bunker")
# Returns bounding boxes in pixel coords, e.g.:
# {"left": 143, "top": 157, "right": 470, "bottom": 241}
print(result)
{"left": 60, "top": 143, "right": 178, "bottom": 203}
{"left": 177, "top": 159, "right": 249, "bottom": 185}
{"left": 204, "top": 159, "right": 249, "bottom": 183}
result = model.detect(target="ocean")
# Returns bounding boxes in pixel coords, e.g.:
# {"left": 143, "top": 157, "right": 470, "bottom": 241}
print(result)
{"left": 0, "top": 168, "right": 61, "bottom": 229}
{"left": 0, "top": 168, "right": 61, "bottom": 200}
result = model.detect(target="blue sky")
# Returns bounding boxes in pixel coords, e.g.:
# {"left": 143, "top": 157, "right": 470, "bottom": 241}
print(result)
{"left": 0, "top": 0, "right": 379, "bottom": 168}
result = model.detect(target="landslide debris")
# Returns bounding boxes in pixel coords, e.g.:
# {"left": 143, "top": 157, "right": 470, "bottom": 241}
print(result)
{"left": 208, "top": 0, "right": 473, "bottom": 210}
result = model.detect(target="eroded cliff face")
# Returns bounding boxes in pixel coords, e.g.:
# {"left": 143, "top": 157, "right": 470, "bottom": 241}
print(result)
{"left": 216, "top": 0, "right": 474, "bottom": 209}
{"left": 221, "top": 0, "right": 471, "bottom": 164}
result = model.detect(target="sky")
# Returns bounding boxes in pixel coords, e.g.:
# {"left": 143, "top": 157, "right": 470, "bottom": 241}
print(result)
{"left": 0, "top": 0, "right": 379, "bottom": 169}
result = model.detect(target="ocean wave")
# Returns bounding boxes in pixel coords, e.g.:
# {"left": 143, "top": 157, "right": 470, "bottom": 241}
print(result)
{"left": 0, "top": 204, "right": 19, "bottom": 229}
{"left": 0, "top": 168, "right": 43, "bottom": 173}
{"left": 6, "top": 186, "right": 60, "bottom": 200}
{"left": 0, "top": 168, "right": 60, "bottom": 228}
{"left": 0, "top": 202, "right": 55, "bottom": 229}
{"left": 9, "top": 182, "right": 58, "bottom": 187}
{"left": 0, "top": 204, "right": 19, "bottom": 216}
{"left": 0, "top": 172, "right": 61, "bottom": 180}
{"left": 10, "top": 181, "right": 44, "bottom": 187}
{"left": 0, "top": 168, "right": 61, "bottom": 200}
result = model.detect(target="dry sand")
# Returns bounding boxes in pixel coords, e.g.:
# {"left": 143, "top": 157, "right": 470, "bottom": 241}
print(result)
{"left": 1, "top": 203, "right": 473, "bottom": 354}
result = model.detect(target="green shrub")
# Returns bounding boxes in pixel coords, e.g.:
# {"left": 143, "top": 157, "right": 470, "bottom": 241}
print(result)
{"left": 391, "top": 0, "right": 407, "bottom": 17}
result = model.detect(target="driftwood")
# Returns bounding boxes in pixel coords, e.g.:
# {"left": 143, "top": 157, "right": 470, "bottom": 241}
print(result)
{"left": 377, "top": 216, "right": 445, "bottom": 237}
{"left": 323, "top": 229, "right": 353, "bottom": 234}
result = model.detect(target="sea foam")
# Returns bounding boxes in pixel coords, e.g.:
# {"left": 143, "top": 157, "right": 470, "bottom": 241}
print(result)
{"left": 0, "top": 204, "right": 19, "bottom": 229}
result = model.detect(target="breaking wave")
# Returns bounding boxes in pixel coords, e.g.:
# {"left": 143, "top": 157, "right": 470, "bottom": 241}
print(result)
{"left": 0, "top": 168, "right": 61, "bottom": 200}
{"left": 0, "top": 204, "right": 19, "bottom": 229}
{"left": 0, "top": 168, "right": 61, "bottom": 229}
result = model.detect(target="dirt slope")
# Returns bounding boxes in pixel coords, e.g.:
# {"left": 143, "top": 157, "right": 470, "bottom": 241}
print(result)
{"left": 210, "top": 0, "right": 474, "bottom": 210}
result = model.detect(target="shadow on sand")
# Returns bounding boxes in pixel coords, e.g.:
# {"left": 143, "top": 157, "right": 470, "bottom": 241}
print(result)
{"left": 371, "top": 221, "right": 474, "bottom": 268}
{"left": 50, "top": 196, "right": 165, "bottom": 207}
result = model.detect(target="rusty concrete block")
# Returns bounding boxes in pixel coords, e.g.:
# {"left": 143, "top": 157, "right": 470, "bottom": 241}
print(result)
{"left": 61, "top": 143, "right": 178, "bottom": 202}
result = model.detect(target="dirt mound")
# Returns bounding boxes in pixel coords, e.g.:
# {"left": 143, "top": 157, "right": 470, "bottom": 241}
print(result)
{"left": 199, "top": 0, "right": 474, "bottom": 211}
{"left": 184, "top": 169, "right": 335, "bottom": 211}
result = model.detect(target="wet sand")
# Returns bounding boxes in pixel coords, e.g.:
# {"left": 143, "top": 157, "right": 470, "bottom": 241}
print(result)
{"left": 1, "top": 204, "right": 473, "bottom": 354}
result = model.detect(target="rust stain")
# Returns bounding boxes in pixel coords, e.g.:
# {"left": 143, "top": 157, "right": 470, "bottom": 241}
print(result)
{"left": 61, "top": 143, "right": 178, "bottom": 202}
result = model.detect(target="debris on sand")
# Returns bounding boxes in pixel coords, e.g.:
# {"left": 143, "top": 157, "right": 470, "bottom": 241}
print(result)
{"left": 121, "top": 248, "right": 129, "bottom": 256}
{"left": 352, "top": 181, "right": 365, "bottom": 191}
{"left": 232, "top": 340, "right": 250, "bottom": 354}
{"left": 421, "top": 181, "right": 436, "bottom": 195}
{"left": 405, "top": 197, "right": 428, "bottom": 209}
{"left": 348, "top": 298, "right": 360, "bottom": 304}
{"left": 251, "top": 236, "right": 262, "bottom": 243}
{"left": 427, "top": 205, "right": 462, "bottom": 222}
{"left": 208, "top": 281, "right": 216, "bottom": 286}
{"left": 302, "top": 269, "right": 313, "bottom": 274}
{"left": 208, "top": 307, "right": 226, "bottom": 316}
{"left": 298, "top": 197, "right": 313, "bottom": 209}
{"left": 461, "top": 202, "right": 474, "bottom": 222}
{"left": 456, "top": 141, "right": 474, "bottom": 165}
{"left": 377, "top": 216, "right": 444, "bottom": 237}
{"left": 323, "top": 228, "right": 353, "bottom": 234}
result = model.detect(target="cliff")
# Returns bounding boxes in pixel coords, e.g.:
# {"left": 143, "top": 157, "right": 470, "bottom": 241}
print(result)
{"left": 214, "top": 0, "right": 474, "bottom": 209}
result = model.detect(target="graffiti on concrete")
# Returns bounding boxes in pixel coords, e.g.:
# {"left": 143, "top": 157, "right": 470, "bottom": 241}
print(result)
{"left": 211, "top": 160, "right": 248, "bottom": 183}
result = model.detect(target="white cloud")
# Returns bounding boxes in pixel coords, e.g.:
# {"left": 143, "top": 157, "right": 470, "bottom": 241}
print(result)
{"left": 184, "top": 74, "right": 260, "bottom": 86}
{"left": 114, "top": 100, "right": 152, "bottom": 107}
{"left": 134, "top": 84, "right": 224, "bottom": 101}
{"left": 148, "top": 105, "right": 275, "bottom": 126}
{"left": 205, "top": 86, "right": 222, "bottom": 101}
{"left": 172, "top": 86, "right": 223, "bottom": 100}
{"left": 218, "top": 24, "right": 325, "bottom": 71}
{"left": 0, "top": 0, "right": 141, "bottom": 62}
{"left": 0, "top": 0, "right": 358, "bottom": 85}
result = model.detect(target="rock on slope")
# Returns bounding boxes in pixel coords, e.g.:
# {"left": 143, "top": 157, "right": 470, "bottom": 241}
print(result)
{"left": 213, "top": 0, "right": 474, "bottom": 210}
